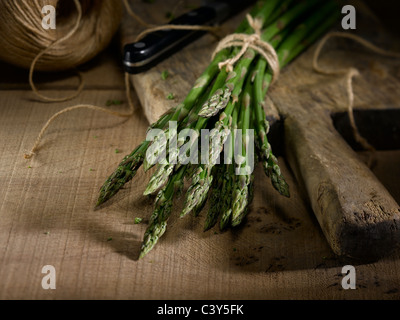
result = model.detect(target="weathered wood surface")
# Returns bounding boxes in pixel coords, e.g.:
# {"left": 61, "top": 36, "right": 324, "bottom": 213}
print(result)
{"left": 0, "top": 0, "right": 399, "bottom": 300}
{"left": 127, "top": 0, "right": 400, "bottom": 260}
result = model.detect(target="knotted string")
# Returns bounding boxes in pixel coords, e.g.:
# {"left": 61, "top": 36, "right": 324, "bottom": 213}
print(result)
{"left": 212, "top": 14, "right": 280, "bottom": 85}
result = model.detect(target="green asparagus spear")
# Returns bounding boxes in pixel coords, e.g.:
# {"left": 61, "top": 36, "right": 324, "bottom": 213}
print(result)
{"left": 197, "top": 0, "right": 322, "bottom": 118}
{"left": 140, "top": 167, "right": 186, "bottom": 258}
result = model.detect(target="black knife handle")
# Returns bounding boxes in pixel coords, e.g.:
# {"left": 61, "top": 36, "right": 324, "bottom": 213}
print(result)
{"left": 123, "top": 6, "right": 218, "bottom": 74}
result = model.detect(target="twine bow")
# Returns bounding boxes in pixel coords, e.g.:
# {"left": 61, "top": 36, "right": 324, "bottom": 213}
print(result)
{"left": 212, "top": 14, "right": 280, "bottom": 85}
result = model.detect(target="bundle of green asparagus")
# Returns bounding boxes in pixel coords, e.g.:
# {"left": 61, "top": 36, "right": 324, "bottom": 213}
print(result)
{"left": 97, "top": 0, "right": 339, "bottom": 258}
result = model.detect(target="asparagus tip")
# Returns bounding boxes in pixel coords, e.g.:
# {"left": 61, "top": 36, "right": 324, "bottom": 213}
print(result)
{"left": 96, "top": 194, "right": 108, "bottom": 207}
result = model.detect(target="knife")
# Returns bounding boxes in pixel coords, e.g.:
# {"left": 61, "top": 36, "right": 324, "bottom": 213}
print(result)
{"left": 123, "top": 0, "right": 255, "bottom": 74}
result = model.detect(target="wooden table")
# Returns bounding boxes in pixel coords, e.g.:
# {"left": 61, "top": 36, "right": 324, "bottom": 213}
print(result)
{"left": 0, "top": 0, "right": 399, "bottom": 300}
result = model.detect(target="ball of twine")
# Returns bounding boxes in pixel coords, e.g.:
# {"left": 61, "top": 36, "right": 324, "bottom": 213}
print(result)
{"left": 0, "top": 0, "right": 123, "bottom": 72}
{"left": 4, "top": 0, "right": 220, "bottom": 159}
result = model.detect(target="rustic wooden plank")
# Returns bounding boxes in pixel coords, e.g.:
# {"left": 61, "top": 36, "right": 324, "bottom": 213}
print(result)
{"left": 0, "top": 0, "right": 400, "bottom": 300}
{"left": 284, "top": 112, "right": 400, "bottom": 260}
{"left": 265, "top": 5, "right": 400, "bottom": 259}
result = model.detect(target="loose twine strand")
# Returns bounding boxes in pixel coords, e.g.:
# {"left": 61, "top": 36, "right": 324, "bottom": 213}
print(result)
{"left": 29, "top": 0, "right": 84, "bottom": 102}
{"left": 121, "top": 0, "right": 220, "bottom": 41}
{"left": 24, "top": 0, "right": 136, "bottom": 159}
{"left": 122, "top": 0, "right": 153, "bottom": 28}
{"left": 212, "top": 14, "right": 280, "bottom": 85}
{"left": 312, "top": 32, "right": 400, "bottom": 168}
{"left": 24, "top": 73, "right": 135, "bottom": 159}
{"left": 24, "top": 0, "right": 220, "bottom": 159}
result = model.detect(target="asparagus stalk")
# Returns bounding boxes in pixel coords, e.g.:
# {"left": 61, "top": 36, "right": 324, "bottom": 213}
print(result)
{"left": 231, "top": 74, "right": 254, "bottom": 226}
{"left": 97, "top": 141, "right": 150, "bottom": 206}
{"left": 182, "top": 15, "right": 296, "bottom": 215}
{"left": 285, "top": 3, "right": 340, "bottom": 64}
{"left": 141, "top": 0, "right": 287, "bottom": 174}
{"left": 197, "top": 0, "right": 322, "bottom": 118}
{"left": 219, "top": 165, "right": 234, "bottom": 230}
{"left": 204, "top": 164, "right": 225, "bottom": 231}
{"left": 203, "top": 0, "right": 338, "bottom": 226}
{"left": 203, "top": 95, "right": 239, "bottom": 231}
{"left": 143, "top": 85, "right": 213, "bottom": 195}
{"left": 219, "top": 102, "right": 239, "bottom": 230}
{"left": 181, "top": 59, "right": 257, "bottom": 217}
{"left": 140, "top": 166, "right": 186, "bottom": 258}
{"left": 181, "top": 165, "right": 213, "bottom": 217}
{"left": 253, "top": 0, "right": 337, "bottom": 197}
{"left": 147, "top": 2, "right": 290, "bottom": 215}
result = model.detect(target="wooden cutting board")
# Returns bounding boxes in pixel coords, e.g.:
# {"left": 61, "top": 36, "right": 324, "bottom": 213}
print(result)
{"left": 1, "top": 0, "right": 400, "bottom": 300}
{"left": 123, "top": 0, "right": 400, "bottom": 260}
